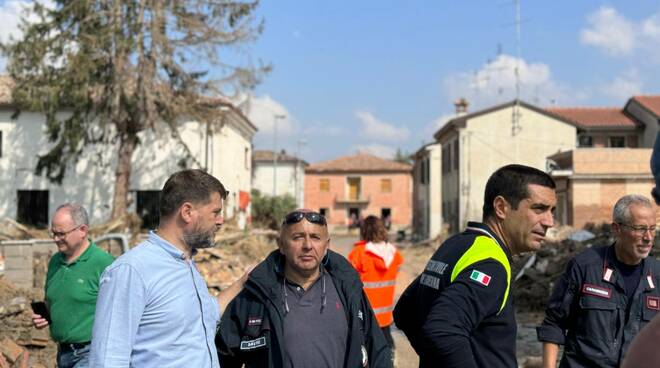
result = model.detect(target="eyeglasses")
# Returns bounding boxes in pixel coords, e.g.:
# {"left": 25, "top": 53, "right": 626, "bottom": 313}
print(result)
{"left": 282, "top": 211, "right": 327, "bottom": 227}
{"left": 49, "top": 225, "right": 81, "bottom": 239}
{"left": 618, "top": 223, "right": 657, "bottom": 236}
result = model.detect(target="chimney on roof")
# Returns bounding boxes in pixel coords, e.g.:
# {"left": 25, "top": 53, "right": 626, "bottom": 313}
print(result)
{"left": 454, "top": 98, "right": 469, "bottom": 116}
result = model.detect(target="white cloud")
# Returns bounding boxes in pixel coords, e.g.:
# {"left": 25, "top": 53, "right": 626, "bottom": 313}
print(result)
{"left": 355, "top": 110, "right": 409, "bottom": 141}
{"left": 352, "top": 144, "right": 395, "bottom": 159}
{"left": 600, "top": 69, "right": 643, "bottom": 101}
{"left": 580, "top": 7, "right": 636, "bottom": 56}
{"left": 580, "top": 7, "right": 660, "bottom": 62}
{"left": 238, "top": 94, "right": 294, "bottom": 135}
{"left": 0, "top": 0, "right": 30, "bottom": 45}
{"left": 443, "top": 54, "right": 569, "bottom": 110}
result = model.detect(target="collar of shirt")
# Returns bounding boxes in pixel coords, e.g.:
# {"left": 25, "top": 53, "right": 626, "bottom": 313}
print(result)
{"left": 466, "top": 221, "right": 512, "bottom": 261}
{"left": 148, "top": 231, "right": 197, "bottom": 261}
{"left": 57, "top": 240, "right": 96, "bottom": 266}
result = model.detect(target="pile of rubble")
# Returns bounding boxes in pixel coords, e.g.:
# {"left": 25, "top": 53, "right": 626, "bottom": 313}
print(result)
{"left": 512, "top": 224, "right": 618, "bottom": 312}
{"left": 195, "top": 228, "right": 278, "bottom": 294}
{"left": 0, "top": 215, "right": 279, "bottom": 367}
{"left": 0, "top": 219, "right": 49, "bottom": 241}
{"left": 0, "top": 277, "right": 55, "bottom": 368}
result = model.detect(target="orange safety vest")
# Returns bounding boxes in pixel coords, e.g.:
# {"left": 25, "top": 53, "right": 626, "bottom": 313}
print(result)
{"left": 348, "top": 240, "right": 403, "bottom": 327}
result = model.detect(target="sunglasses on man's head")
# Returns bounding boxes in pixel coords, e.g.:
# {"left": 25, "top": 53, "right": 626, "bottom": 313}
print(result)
{"left": 282, "top": 211, "right": 327, "bottom": 226}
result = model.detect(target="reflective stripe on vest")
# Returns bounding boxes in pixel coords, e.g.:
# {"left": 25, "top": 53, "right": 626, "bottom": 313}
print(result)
{"left": 372, "top": 305, "right": 394, "bottom": 314}
{"left": 363, "top": 280, "right": 397, "bottom": 289}
{"left": 450, "top": 235, "right": 511, "bottom": 314}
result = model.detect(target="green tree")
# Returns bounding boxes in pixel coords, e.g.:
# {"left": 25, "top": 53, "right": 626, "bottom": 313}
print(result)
{"left": 251, "top": 189, "right": 296, "bottom": 230}
{"left": 2, "top": 0, "right": 268, "bottom": 219}
{"left": 394, "top": 148, "right": 412, "bottom": 164}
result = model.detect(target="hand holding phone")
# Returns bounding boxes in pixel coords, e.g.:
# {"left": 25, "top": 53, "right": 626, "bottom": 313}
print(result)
{"left": 31, "top": 301, "right": 51, "bottom": 327}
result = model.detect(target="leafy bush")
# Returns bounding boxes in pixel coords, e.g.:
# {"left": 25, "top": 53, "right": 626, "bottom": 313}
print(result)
{"left": 251, "top": 190, "right": 297, "bottom": 230}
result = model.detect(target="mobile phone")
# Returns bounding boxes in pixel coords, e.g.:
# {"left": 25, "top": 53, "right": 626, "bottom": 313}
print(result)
{"left": 30, "top": 301, "right": 51, "bottom": 323}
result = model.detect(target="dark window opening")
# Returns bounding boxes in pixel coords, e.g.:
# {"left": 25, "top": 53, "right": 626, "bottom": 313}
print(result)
{"left": 447, "top": 142, "right": 452, "bottom": 172}
{"left": 17, "top": 190, "right": 49, "bottom": 228}
{"left": 348, "top": 208, "right": 360, "bottom": 228}
{"left": 136, "top": 191, "right": 160, "bottom": 230}
{"left": 381, "top": 208, "right": 392, "bottom": 230}
{"left": 609, "top": 136, "right": 625, "bottom": 148}
{"left": 578, "top": 135, "right": 593, "bottom": 147}
{"left": 453, "top": 140, "right": 459, "bottom": 170}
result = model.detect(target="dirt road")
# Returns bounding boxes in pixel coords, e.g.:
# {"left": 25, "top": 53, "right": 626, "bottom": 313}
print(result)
{"left": 331, "top": 234, "right": 419, "bottom": 368}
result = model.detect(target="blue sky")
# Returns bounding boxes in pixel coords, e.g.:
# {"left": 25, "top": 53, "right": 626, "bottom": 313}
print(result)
{"left": 3, "top": 1, "right": 660, "bottom": 163}
{"left": 243, "top": 1, "right": 660, "bottom": 163}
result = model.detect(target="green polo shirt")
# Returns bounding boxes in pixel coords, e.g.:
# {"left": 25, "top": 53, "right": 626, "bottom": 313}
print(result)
{"left": 45, "top": 242, "right": 115, "bottom": 343}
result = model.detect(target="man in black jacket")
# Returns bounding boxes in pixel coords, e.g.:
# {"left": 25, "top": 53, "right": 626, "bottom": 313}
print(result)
{"left": 537, "top": 194, "right": 660, "bottom": 367}
{"left": 394, "top": 164, "right": 557, "bottom": 368}
{"left": 217, "top": 209, "right": 390, "bottom": 368}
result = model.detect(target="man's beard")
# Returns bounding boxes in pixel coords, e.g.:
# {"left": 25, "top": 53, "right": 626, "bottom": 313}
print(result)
{"left": 183, "top": 226, "right": 217, "bottom": 249}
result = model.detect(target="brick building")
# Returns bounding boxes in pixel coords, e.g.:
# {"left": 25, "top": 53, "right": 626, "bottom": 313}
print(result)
{"left": 304, "top": 153, "right": 412, "bottom": 230}
{"left": 549, "top": 148, "right": 654, "bottom": 228}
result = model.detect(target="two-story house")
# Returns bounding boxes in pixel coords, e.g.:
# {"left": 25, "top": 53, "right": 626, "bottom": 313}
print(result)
{"left": 545, "top": 97, "right": 660, "bottom": 227}
{"left": 304, "top": 153, "right": 412, "bottom": 230}
{"left": 0, "top": 76, "right": 257, "bottom": 228}
{"left": 433, "top": 99, "right": 578, "bottom": 233}
{"left": 252, "top": 150, "right": 307, "bottom": 207}
{"left": 413, "top": 96, "right": 660, "bottom": 238}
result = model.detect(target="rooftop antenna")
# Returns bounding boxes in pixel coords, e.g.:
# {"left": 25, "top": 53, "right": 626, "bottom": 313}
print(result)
{"left": 511, "top": 0, "right": 522, "bottom": 136}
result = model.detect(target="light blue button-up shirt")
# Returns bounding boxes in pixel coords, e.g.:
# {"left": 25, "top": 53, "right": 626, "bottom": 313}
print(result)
{"left": 90, "top": 231, "right": 220, "bottom": 367}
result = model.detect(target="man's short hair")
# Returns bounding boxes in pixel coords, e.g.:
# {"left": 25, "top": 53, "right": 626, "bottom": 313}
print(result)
{"left": 613, "top": 194, "right": 653, "bottom": 224}
{"left": 360, "top": 215, "right": 388, "bottom": 243}
{"left": 482, "top": 164, "right": 556, "bottom": 220}
{"left": 55, "top": 203, "right": 89, "bottom": 226}
{"left": 159, "top": 169, "right": 228, "bottom": 219}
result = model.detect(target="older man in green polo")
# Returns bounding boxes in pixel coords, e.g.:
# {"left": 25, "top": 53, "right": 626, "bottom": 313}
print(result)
{"left": 32, "top": 203, "right": 114, "bottom": 368}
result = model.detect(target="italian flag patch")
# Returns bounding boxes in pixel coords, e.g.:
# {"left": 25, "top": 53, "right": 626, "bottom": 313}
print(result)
{"left": 470, "top": 270, "right": 491, "bottom": 286}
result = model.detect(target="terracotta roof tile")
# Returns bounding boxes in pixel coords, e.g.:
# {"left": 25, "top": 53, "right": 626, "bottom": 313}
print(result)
{"left": 631, "top": 95, "right": 660, "bottom": 118}
{"left": 544, "top": 107, "right": 637, "bottom": 128}
{"left": 306, "top": 153, "right": 412, "bottom": 173}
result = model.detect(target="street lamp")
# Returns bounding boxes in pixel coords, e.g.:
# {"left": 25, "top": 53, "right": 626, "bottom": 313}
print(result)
{"left": 272, "top": 114, "right": 286, "bottom": 196}
{"left": 295, "top": 139, "right": 307, "bottom": 206}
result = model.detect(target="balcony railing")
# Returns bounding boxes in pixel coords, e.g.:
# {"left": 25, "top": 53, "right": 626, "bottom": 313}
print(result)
{"left": 334, "top": 195, "right": 370, "bottom": 205}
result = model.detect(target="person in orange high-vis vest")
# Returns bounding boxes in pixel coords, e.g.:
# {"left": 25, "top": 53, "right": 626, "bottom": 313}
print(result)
{"left": 349, "top": 215, "right": 403, "bottom": 363}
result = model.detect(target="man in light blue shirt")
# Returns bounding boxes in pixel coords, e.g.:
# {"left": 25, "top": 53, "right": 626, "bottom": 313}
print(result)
{"left": 90, "top": 169, "right": 246, "bottom": 367}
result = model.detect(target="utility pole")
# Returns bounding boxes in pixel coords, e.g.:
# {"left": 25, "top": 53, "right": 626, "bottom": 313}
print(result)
{"left": 272, "top": 114, "right": 286, "bottom": 196}
{"left": 205, "top": 105, "right": 230, "bottom": 173}
{"left": 512, "top": 0, "right": 522, "bottom": 137}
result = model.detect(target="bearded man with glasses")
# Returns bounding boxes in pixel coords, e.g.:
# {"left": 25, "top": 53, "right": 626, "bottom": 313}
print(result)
{"left": 32, "top": 203, "right": 114, "bottom": 368}
{"left": 538, "top": 194, "right": 660, "bottom": 368}
{"left": 216, "top": 209, "right": 391, "bottom": 368}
